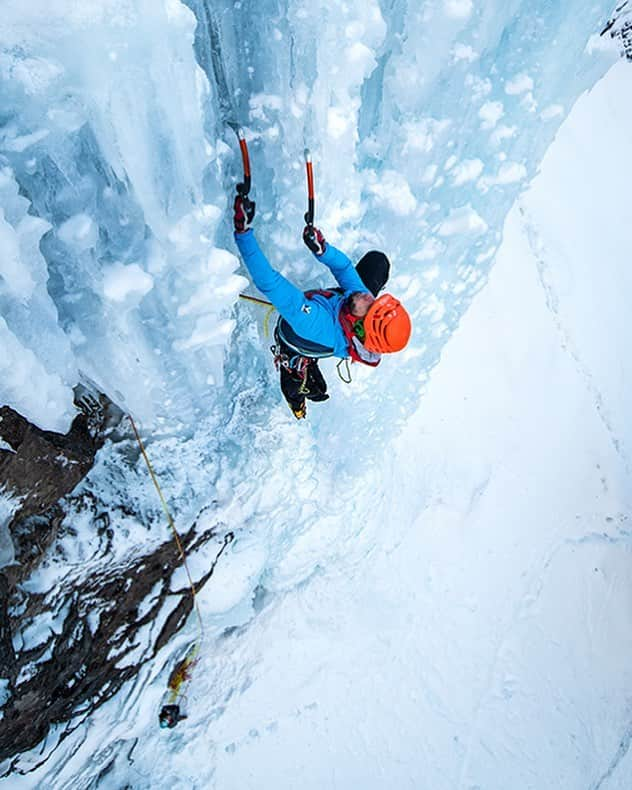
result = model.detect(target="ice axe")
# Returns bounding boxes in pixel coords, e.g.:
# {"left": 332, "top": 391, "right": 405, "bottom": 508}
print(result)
{"left": 304, "top": 148, "right": 315, "bottom": 227}
{"left": 235, "top": 127, "right": 251, "bottom": 197}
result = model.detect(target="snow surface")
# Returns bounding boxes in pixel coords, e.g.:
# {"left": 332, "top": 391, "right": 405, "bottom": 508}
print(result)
{"left": 6, "top": 42, "right": 632, "bottom": 790}
{"left": 2, "top": 1, "right": 632, "bottom": 787}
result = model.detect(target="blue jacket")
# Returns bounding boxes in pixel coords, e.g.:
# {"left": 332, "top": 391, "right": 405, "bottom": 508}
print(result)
{"left": 234, "top": 229, "right": 370, "bottom": 358}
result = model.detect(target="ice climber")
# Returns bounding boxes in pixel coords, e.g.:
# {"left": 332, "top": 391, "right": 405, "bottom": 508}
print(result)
{"left": 233, "top": 192, "right": 412, "bottom": 419}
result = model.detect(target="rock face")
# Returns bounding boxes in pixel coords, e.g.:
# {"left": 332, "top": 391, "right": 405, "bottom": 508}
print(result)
{"left": 0, "top": 404, "right": 105, "bottom": 588}
{"left": 0, "top": 402, "right": 232, "bottom": 769}
{"left": 0, "top": 406, "right": 101, "bottom": 528}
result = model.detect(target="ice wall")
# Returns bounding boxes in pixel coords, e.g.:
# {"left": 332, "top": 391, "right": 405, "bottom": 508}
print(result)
{"left": 0, "top": 0, "right": 246, "bottom": 432}
{"left": 0, "top": 1, "right": 625, "bottom": 779}
{"left": 0, "top": 0, "right": 617, "bottom": 437}
{"left": 208, "top": 0, "right": 617, "bottom": 445}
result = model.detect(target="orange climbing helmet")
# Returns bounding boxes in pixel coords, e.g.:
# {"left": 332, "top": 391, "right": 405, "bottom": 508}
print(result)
{"left": 363, "top": 294, "right": 412, "bottom": 354}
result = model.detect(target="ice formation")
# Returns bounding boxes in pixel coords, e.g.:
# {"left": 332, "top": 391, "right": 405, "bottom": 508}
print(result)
{"left": 1, "top": 1, "right": 628, "bottom": 787}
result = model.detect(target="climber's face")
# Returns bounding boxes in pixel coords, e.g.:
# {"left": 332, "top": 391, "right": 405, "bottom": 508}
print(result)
{"left": 348, "top": 291, "right": 375, "bottom": 318}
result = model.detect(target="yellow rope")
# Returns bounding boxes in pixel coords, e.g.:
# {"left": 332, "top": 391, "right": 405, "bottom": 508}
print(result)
{"left": 239, "top": 292, "right": 277, "bottom": 338}
{"left": 128, "top": 415, "right": 204, "bottom": 639}
{"left": 262, "top": 305, "right": 276, "bottom": 338}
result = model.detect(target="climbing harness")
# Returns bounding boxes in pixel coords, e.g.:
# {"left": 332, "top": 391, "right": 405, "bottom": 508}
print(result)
{"left": 271, "top": 345, "right": 311, "bottom": 393}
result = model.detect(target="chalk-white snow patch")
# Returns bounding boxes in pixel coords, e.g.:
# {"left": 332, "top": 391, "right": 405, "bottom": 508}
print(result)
{"left": 479, "top": 101, "right": 504, "bottom": 130}
{"left": 490, "top": 124, "right": 517, "bottom": 145}
{"left": 466, "top": 75, "right": 492, "bottom": 101}
{"left": 58, "top": 213, "right": 98, "bottom": 251}
{"left": 345, "top": 41, "right": 377, "bottom": 81}
{"left": 451, "top": 159, "right": 484, "bottom": 185}
{"left": 102, "top": 262, "right": 154, "bottom": 303}
{"left": 479, "top": 162, "right": 527, "bottom": 191}
{"left": 422, "top": 164, "right": 438, "bottom": 184}
{"left": 452, "top": 43, "right": 478, "bottom": 62}
{"left": 412, "top": 238, "right": 446, "bottom": 262}
{"left": 496, "top": 162, "right": 527, "bottom": 183}
{"left": 327, "top": 106, "right": 353, "bottom": 139}
{"left": 403, "top": 118, "right": 450, "bottom": 154}
{"left": 443, "top": 0, "right": 473, "bottom": 19}
{"left": 505, "top": 73, "right": 534, "bottom": 95}
{"left": 437, "top": 206, "right": 488, "bottom": 236}
{"left": 368, "top": 171, "right": 416, "bottom": 215}
{"left": 541, "top": 104, "right": 564, "bottom": 121}
{"left": 6, "top": 56, "right": 64, "bottom": 95}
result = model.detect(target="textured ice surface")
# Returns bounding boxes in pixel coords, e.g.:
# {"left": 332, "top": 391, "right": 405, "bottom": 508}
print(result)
{"left": 0, "top": 0, "right": 247, "bottom": 432}
{"left": 0, "top": 0, "right": 627, "bottom": 785}
{"left": 9, "top": 57, "right": 632, "bottom": 790}
{"left": 0, "top": 0, "right": 617, "bottom": 435}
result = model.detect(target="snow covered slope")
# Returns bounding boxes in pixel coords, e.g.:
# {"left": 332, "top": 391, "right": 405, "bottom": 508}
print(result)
{"left": 2, "top": 2, "right": 631, "bottom": 787}
{"left": 9, "top": 47, "right": 632, "bottom": 790}
{"left": 153, "top": 61, "right": 631, "bottom": 790}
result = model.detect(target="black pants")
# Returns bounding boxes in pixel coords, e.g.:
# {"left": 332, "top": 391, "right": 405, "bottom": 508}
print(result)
{"left": 277, "top": 340, "right": 329, "bottom": 413}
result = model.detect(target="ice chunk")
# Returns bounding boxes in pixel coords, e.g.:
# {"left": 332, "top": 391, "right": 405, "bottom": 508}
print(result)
{"left": 367, "top": 171, "right": 416, "bottom": 215}
{"left": 0, "top": 209, "right": 35, "bottom": 299}
{"left": 452, "top": 43, "right": 478, "bottom": 62}
{"left": 443, "top": 0, "right": 473, "bottom": 19}
{"left": 437, "top": 206, "right": 488, "bottom": 236}
{"left": 478, "top": 162, "right": 527, "bottom": 191}
{"left": 57, "top": 214, "right": 98, "bottom": 251}
{"left": 0, "top": 316, "right": 76, "bottom": 433}
{"left": 479, "top": 101, "right": 505, "bottom": 129}
{"left": 505, "top": 73, "right": 534, "bottom": 95}
{"left": 451, "top": 159, "right": 484, "bottom": 186}
{"left": 102, "top": 262, "right": 154, "bottom": 304}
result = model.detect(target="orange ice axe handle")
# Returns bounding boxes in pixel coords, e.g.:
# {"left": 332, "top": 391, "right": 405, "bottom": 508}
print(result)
{"left": 304, "top": 148, "right": 315, "bottom": 226}
{"left": 237, "top": 128, "right": 251, "bottom": 197}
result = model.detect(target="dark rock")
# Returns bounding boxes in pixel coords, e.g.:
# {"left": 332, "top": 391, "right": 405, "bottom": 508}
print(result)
{"left": 0, "top": 518, "right": 233, "bottom": 765}
{"left": 0, "top": 399, "right": 235, "bottom": 771}
{"left": 0, "top": 575, "right": 15, "bottom": 679}
{"left": 0, "top": 404, "right": 102, "bottom": 528}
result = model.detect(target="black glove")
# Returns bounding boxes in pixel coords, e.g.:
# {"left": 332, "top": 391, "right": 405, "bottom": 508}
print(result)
{"left": 303, "top": 224, "right": 326, "bottom": 256}
{"left": 234, "top": 194, "right": 255, "bottom": 233}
